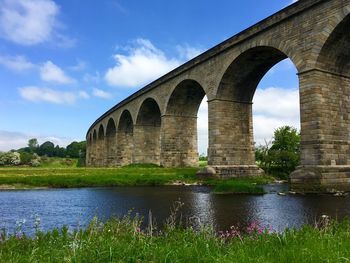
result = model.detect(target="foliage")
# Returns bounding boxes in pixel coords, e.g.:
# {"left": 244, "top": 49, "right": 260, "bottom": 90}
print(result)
{"left": 1, "top": 215, "right": 350, "bottom": 262}
{"left": 199, "top": 154, "right": 208, "bottom": 161}
{"left": 37, "top": 141, "right": 55, "bottom": 157}
{"left": 66, "top": 141, "right": 86, "bottom": 158}
{"left": 28, "top": 138, "right": 39, "bottom": 152}
{"left": 0, "top": 152, "right": 21, "bottom": 166}
{"left": 19, "top": 151, "right": 34, "bottom": 165}
{"left": 30, "top": 154, "right": 41, "bottom": 167}
{"left": 256, "top": 126, "right": 300, "bottom": 179}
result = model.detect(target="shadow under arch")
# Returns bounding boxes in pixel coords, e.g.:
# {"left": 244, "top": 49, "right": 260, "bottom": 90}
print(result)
{"left": 316, "top": 14, "right": 350, "bottom": 76}
{"left": 209, "top": 46, "right": 299, "bottom": 176}
{"left": 117, "top": 110, "right": 134, "bottom": 166}
{"left": 106, "top": 118, "right": 117, "bottom": 166}
{"left": 96, "top": 124, "right": 105, "bottom": 166}
{"left": 161, "top": 79, "right": 206, "bottom": 167}
{"left": 134, "top": 98, "right": 162, "bottom": 165}
{"left": 89, "top": 130, "right": 97, "bottom": 166}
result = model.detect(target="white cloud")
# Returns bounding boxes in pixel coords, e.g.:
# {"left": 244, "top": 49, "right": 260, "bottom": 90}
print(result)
{"left": 0, "top": 0, "right": 59, "bottom": 45}
{"left": 253, "top": 87, "right": 299, "bottom": 119}
{"left": 0, "top": 130, "right": 75, "bottom": 151}
{"left": 78, "top": 91, "right": 90, "bottom": 99}
{"left": 92, "top": 88, "right": 113, "bottom": 99}
{"left": 40, "top": 61, "right": 75, "bottom": 84}
{"left": 0, "top": 55, "right": 35, "bottom": 72}
{"left": 18, "top": 86, "right": 85, "bottom": 104}
{"left": 176, "top": 45, "right": 202, "bottom": 61}
{"left": 253, "top": 87, "right": 300, "bottom": 145}
{"left": 197, "top": 97, "right": 208, "bottom": 155}
{"left": 105, "top": 38, "right": 180, "bottom": 88}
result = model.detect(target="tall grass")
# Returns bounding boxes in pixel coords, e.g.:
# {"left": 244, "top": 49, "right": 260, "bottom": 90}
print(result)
{"left": 1, "top": 215, "right": 349, "bottom": 262}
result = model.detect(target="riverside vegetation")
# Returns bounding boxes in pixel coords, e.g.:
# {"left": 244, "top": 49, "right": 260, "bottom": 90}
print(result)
{"left": 0, "top": 164, "right": 273, "bottom": 194}
{"left": 1, "top": 210, "right": 349, "bottom": 262}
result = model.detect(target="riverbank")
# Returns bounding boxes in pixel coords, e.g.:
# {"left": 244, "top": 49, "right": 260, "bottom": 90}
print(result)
{"left": 1, "top": 215, "right": 349, "bottom": 262}
{"left": 0, "top": 165, "right": 274, "bottom": 193}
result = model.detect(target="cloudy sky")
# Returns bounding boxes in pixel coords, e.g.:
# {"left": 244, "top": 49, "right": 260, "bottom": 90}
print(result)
{"left": 0, "top": 0, "right": 299, "bottom": 154}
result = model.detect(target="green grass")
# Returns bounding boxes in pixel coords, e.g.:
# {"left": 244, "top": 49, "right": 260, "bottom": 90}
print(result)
{"left": 0, "top": 166, "right": 198, "bottom": 188}
{"left": 1, "top": 216, "right": 350, "bottom": 262}
{"left": 39, "top": 157, "right": 78, "bottom": 168}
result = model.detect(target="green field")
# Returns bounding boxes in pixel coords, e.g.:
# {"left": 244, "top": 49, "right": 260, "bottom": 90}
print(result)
{"left": 0, "top": 166, "right": 198, "bottom": 188}
{"left": 1, "top": 215, "right": 349, "bottom": 262}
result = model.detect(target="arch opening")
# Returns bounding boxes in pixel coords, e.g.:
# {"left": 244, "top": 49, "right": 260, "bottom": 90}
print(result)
{"left": 90, "top": 130, "right": 97, "bottom": 166}
{"left": 161, "top": 79, "right": 207, "bottom": 167}
{"left": 134, "top": 98, "right": 161, "bottom": 165}
{"left": 117, "top": 110, "right": 134, "bottom": 166}
{"left": 106, "top": 118, "right": 117, "bottom": 166}
{"left": 96, "top": 124, "right": 105, "bottom": 166}
{"left": 210, "top": 46, "right": 300, "bottom": 177}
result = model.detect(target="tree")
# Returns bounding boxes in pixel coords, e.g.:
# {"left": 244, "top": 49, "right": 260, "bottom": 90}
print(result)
{"left": 256, "top": 126, "right": 300, "bottom": 179}
{"left": 28, "top": 138, "right": 39, "bottom": 153}
{"left": 38, "top": 141, "right": 55, "bottom": 157}
{"left": 66, "top": 141, "right": 86, "bottom": 158}
{"left": 54, "top": 145, "right": 66, "bottom": 157}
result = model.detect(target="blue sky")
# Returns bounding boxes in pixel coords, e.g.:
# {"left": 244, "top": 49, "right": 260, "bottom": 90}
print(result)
{"left": 0, "top": 0, "right": 299, "bottom": 154}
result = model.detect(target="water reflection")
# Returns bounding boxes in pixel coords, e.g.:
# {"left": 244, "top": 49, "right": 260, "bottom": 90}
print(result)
{"left": 1, "top": 185, "right": 350, "bottom": 235}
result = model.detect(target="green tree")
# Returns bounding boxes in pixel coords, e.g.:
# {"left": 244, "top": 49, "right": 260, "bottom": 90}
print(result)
{"left": 66, "top": 141, "right": 86, "bottom": 158}
{"left": 38, "top": 141, "right": 55, "bottom": 157}
{"left": 256, "top": 126, "right": 300, "bottom": 179}
{"left": 54, "top": 145, "right": 66, "bottom": 157}
{"left": 28, "top": 138, "right": 39, "bottom": 153}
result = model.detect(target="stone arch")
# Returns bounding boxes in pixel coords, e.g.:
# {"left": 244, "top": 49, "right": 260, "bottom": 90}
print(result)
{"left": 117, "top": 110, "right": 134, "bottom": 166}
{"left": 216, "top": 46, "right": 290, "bottom": 101}
{"left": 209, "top": 46, "right": 299, "bottom": 176}
{"left": 106, "top": 118, "right": 117, "bottom": 166}
{"left": 134, "top": 98, "right": 161, "bottom": 165}
{"left": 161, "top": 79, "right": 207, "bottom": 167}
{"left": 316, "top": 14, "right": 350, "bottom": 76}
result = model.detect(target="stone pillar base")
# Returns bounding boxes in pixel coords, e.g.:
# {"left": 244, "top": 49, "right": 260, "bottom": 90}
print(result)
{"left": 290, "top": 165, "right": 350, "bottom": 193}
{"left": 197, "top": 165, "right": 264, "bottom": 179}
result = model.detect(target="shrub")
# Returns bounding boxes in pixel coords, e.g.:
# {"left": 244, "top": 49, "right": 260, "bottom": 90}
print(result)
{"left": 0, "top": 152, "right": 20, "bottom": 166}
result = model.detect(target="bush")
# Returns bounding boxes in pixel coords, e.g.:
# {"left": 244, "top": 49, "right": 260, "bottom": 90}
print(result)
{"left": 20, "top": 152, "right": 34, "bottom": 165}
{"left": 0, "top": 152, "right": 21, "bottom": 166}
{"left": 30, "top": 153, "right": 41, "bottom": 167}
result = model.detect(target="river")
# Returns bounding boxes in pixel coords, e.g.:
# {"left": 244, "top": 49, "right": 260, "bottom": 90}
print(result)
{"left": 1, "top": 184, "right": 350, "bottom": 235}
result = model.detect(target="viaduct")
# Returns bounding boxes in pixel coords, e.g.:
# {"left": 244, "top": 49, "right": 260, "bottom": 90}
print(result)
{"left": 86, "top": 0, "right": 350, "bottom": 192}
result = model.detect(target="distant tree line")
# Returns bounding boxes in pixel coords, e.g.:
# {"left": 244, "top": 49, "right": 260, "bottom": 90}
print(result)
{"left": 0, "top": 138, "right": 86, "bottom": 167}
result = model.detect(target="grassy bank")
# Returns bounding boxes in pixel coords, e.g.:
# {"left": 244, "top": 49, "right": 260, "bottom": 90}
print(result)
{"left": 212, "top": 177, "right": 271, "bottom": 194}
{"left": 1, "top": 216, "right": 349, "bottom": 262}
{"left": 0, "top": 166, "right": 198, "bottom": 188}
{"left": 0, "top": 162, "right": 275, "bottom": 193}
